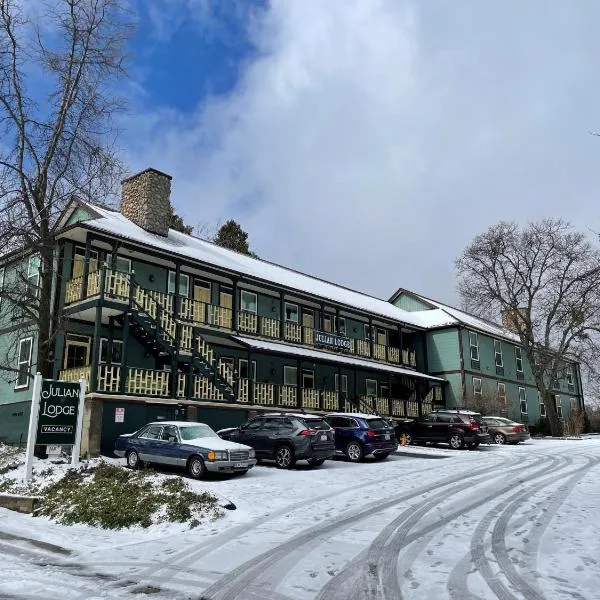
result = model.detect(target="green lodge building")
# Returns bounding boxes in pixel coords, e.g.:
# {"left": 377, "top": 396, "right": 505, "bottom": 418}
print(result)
{"left": 389, "top": 289, "right": 585, "bottom": 431}
{"left": 0, "top": 168, "right": 585, "bottom": 452}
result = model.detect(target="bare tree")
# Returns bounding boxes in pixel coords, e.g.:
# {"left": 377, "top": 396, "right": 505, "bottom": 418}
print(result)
{"left": 0, "top": 0, "right": 131, "bottom": 381}
{"left": 456, "top": 219, "right": 600, "bottom": 437}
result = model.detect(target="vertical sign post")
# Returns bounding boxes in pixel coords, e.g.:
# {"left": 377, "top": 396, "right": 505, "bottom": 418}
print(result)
{"left": 24, "top": 373, "right": 43, "bottom": 481}
{"left": 71, "top": 378, "right": 87, "bottom": 466}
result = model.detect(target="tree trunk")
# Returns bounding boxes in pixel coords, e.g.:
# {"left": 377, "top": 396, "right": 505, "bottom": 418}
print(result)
{"left": 543, "top": 389, "right": 563, "bottom": 437}
{"left": 37, "top": 245, "right": 55, "bottom": 380}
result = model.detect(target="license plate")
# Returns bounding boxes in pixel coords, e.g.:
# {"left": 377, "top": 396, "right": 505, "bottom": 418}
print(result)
{"left": 321, "top": 434, "right": 327, "bottom": 441}
{"left": 233, "top": 462, "right": 245, "bottom": 468}
{"left": 47, "top": 445, "right": 62, "bottom": 455}
{"left": 385, "top": 434, "right": 390, "bottom": 440}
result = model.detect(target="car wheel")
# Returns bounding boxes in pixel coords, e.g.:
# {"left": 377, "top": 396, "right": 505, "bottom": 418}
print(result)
{"left": 373, "top": 453, "right": 390, "bottom": 461}
{"left": 307, "top": 458, "right": 326, "bottom": 467}
{"left": 345, "top": 441, "right": 364, "bottom": 463}
{"left": 493, "top": 433, "right": 506, "bottom": 445}
{"left": 467, "top": 442, "right": 479, "bottom": 450}
{"left": 448, "top": 433, "right": 465, "bottom": 450}
{"left": 275, "top": 445, "right": 295, "bottom": 469}
{"left": 187, "top": 455, "right": 206, "bottom": 479}
{"left": 126, "top": 449, "right": 139, "bottom": 470}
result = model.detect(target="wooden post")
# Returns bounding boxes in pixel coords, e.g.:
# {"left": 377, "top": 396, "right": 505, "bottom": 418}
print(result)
{"left": 89, "top": 264, "right": 105, "bottom": 392}
{"left": 80, "top": 233, "right": 92, "bottom": 300}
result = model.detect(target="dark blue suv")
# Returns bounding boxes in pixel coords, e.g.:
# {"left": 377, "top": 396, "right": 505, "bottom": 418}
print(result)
{"left": 324, "top": 413, "right": 398, "bottom": 462}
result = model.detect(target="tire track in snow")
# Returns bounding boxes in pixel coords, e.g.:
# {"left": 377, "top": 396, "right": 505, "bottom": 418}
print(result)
{"left": 198, "top": 454, "right": 522, "bottom": 600}
{"left": 448, "top": 453, "right": 600, "bottom": 600}
{"left": 315, "top": 453, "right": 561, "bottom": 600}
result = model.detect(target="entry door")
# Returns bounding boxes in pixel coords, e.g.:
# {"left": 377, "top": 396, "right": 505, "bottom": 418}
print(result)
{"left": 302, "top": 370, "right": 315, "bottom": 389}
{"left": 302, "top": 310, "right": 314, "bottom": 329}
{"left": 194, "top": 280, "right": 211, "bottom": 304}
{"left": 63, "top": 336, "right": 90, "bottom": 369}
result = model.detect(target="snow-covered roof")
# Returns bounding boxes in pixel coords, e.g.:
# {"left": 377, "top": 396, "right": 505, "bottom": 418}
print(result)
{"left": 234, "top": 335, "right": 445, "bottom": 382}
{"left": 149, "top": 421, "right": 209, "bottom": 427}
{"left": 262, "top": 412, "right": 323, "bottom": 419}
{"left": 70, "top": 203, "right": 452, "bottom": 331}
{"left": 412, "top": 293, "right": 519, "bottom": 342}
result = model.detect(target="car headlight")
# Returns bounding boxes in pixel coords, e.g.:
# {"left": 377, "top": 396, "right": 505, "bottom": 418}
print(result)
{"left": 248, "top": 448, "right": 255, "bottom": 458}
{"left": 207, "top": 450, "right": 228, "bottom": 461}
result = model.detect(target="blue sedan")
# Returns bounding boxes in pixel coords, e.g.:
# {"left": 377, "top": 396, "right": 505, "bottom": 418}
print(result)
{"left": 114, "top": 421, "right": 257, "bottom": 479}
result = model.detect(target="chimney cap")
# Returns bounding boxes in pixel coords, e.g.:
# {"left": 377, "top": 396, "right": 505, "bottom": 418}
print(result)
{"left": 121, "top": 167, "right": 173, "bottom": 184}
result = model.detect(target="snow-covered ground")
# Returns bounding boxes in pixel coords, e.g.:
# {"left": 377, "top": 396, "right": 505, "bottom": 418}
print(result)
{"left": 1, "top": 438, "right": 599, "bottom": 600}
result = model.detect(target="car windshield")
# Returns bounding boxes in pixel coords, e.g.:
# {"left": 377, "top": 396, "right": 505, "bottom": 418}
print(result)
{"left": 302, "top": 418, "right": 331, "bottom": 430}
{"left": 366, "top": 418, "right": 389, "bottom": 430}
{"left": 179, "top": 425, "right": 218, "bottom": 440}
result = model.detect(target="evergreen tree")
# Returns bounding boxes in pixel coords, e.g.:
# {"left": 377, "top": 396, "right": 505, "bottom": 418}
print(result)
{"left": 213, "top": 220, "right": 257, "bottom": 256}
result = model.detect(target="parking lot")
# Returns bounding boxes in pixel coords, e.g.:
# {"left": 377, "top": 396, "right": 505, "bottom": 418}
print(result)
{"left": 1, "top": 438, "right": 600, "bottom": 600}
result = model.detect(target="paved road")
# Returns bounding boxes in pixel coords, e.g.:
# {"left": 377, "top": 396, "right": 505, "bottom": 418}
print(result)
{"left": 1, "top": 440, "right": 599, "bottom": 600}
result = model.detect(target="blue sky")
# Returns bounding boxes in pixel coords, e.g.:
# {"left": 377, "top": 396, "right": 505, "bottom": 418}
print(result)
{"left": 117, "top": 1, "right": 600, "bottom": 307}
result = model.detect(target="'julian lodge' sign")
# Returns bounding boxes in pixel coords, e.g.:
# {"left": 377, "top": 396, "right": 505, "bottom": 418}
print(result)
{"left": 314, "top": 330, "right": 352, "bottom": 352}
{"left": 36, "top": 380, "right": 81, "bottom": 445}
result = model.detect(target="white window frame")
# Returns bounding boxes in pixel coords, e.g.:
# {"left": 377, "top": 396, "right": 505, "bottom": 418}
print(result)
{"left": 566, "top": 365, "right": 574, "bottom": 387}
{"left": 473, "top": 377, "right": 482, "bottom": 400}
{"left": 106, "top": 253, "right": 131, "bottom": 273}
{"left": 283, "top": 366, "right": 297, "bottom": 387}
{"left": 167, "top": 271, "right": 190, "bottom": 297}
{"left": 284, "top": 302, "right": 299, "bottom": 323}
{"left": 334, "top": 373, "right": 348, "bottom": 393}
{"left": 238, "top": 358, "right": 256, "bottom": 381}
{"left": 555, "top": 395, "right": 563, "bottom": 418}
{"left": 15, "top": 337, "right": 33, "bottom": 390}
{"left": 302, "top": 369, "right": 315, "bottom": 389}
{"left": 27, "top": 255, "right": 40, "bottom": 298}
{"left": 515, "top": 347, "right": 523, "bottom": 373}
{"left": 99, "top": 338, "right": 124, "bottom": 364}
{"left": 240, "top": 290, "right": 258, "bottom": 314}
{"left": 497, "top": 382, "right": 506, "bottom": 404}
{"left": 469, "top": 332, "right": 479, "bottom": 361}
{"left": 365, "top": 378, "right": 378, "bottom": 397}
{"left": 494, "top": 339, "right": 503, "bottom": 368}
{"left": 0, "top": 266, "right": 4, "bottom": 310}
{"left": 519, "top": 387, "right": 527, "bottom": 414}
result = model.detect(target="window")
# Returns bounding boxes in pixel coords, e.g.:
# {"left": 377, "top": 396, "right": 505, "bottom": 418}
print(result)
{"left": 219, "top": 357, "right": 234, "bottom": 373}
{"left": 364, "top": 324, "right": 373, "bottom": 341}
{"left": 168, "top": 271, "right": 190, "bottom": 297}
{"left": 106, "top": 254, "right": 131, "bottom": 273}
{"left": 365, "top": 379, "right": 377, "bottom": 397}
{"left": 99, "top": 339, "right": 123, "bottom": 364}
{"left": 285, "top": 302, "right": 299, "bottom": 323}
{"left": 552, "top": 376, "right": 560, "bottom": 390}
{"left": 219, "top": 287, "right": 233, "bottom": 308}
{"left": 497, "top": 382, "right": 506, "bottom": 405}
{"left": 376, "top": 328, "right": 387, "bottom": 345}
{"left": 302, "top": 369, "right": 315, "bottom": 389}
{"left": 63, "top": 335, "right": 90, "bottom": 370}
{"left": 380, "top": 383, "right": 389, "bottom": 398}
{"left": 469, "top": 332, "right": 479, "bottom": 361}
{"left": 473, "top": 377, "right": 482, "bottom": 400}
{"left": 161, "top": 425, "right": 179, "bottom": 442}
{"left": 323, "top": 314, "right": 332, "bottom": 332}
{"left": 555, "top": 395, "right": 563, "bottom": 418}
{"left": 15, "top": 337, "right": 33, "bottom": 389}
{"left": 72, "top": 247, "right": 99, "bottom": 278}
{"left": 27, "top": 255, "right": 40, "bottom": 297}
{"left": 140, "top": 425, "right": 163, "bottom": 440}
{"left": 519, "top": 387, "right": 527, "bottom": 414}
{"left": 570, "top": 398, "right": 577, "bottom": 411}
{"left": 284, "top": 366, "right": 297, "bottom": 386}
{"left": 241, "top": 291, "right": 257, "bottom": 313}
{"left": 494, "top": 340, "right": 503, "bottom": 368}
{"left": 302, "top": 310, "right": 314, "bottom": 329}
{"left": 566, "top": 365, "right": 574, "bottom": 389}
{"left": 193, "top": 279, "right": 211, "bottom": 304}
{"left": 238, "top": 359, "right": 256, "bottom": 381}
{"left": 539, "top": 397, "right": 546, "bottom": 417}
{"left": 334, "top": 374, "right": 348, "bottom": 394}
{"left": 337, "top": 317, "right": 346, "bottom": 335}
{"left": 515, "top": 347, "right": 523, "bottom": 373}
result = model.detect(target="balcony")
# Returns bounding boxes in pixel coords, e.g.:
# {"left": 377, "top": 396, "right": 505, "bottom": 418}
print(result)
{"left": 57, "top": 366, "right": 435, "bottom": 418}
{"left": 63, "top": 270, "right": 418, "bottom": 369}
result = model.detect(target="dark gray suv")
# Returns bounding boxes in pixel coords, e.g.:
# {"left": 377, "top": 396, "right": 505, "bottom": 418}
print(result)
{"left": 217, "top": 413, "right": 336, "bottom": 468}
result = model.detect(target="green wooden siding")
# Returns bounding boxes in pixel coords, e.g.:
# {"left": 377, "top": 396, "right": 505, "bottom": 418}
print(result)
{"left": 65, "top": 206, "right": 95, "bottom": 227}
{"left": 0, "top": 400, "right": 30, "bottom": 444}
{"left": 392, "top": 294, "right": 432, "bottom": 312}
{"left": 426, "top": 329, "right": 461, "bottom": 373}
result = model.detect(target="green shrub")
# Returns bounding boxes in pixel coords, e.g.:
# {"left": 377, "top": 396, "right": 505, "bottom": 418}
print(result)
{"left": 37, "top": 462, "right": 222, "bottom": 529}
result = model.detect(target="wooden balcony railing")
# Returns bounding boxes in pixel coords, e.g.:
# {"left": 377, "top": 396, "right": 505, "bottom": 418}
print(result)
{"left": 58, "top": 366, "right": 91, "bottom": 383}
{"left": 63, "top": 269, "right": 417, "bottom": 369}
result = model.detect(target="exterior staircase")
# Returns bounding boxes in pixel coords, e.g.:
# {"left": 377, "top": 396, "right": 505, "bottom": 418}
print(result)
{"left": 118, "top": 280, "right": 236, "bottom": 401}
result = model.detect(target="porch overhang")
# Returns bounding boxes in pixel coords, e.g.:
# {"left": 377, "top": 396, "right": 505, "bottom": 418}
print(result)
{"left": 232, "top": 335, "right": 445, "bottom": 384}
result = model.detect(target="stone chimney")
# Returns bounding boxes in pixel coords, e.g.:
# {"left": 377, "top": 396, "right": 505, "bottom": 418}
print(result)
{"left": 120, "top": 168, "right": 172, "bottom": 236}
{"left": 501, "top": 307, "right": 530, "bottom": 334}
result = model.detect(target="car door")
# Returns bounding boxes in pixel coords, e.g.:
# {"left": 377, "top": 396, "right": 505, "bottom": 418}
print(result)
{"left": 433, "top": 413, "right": 455, "bottom": 441}
{"left": 235, "top": 418, "right": 264, "bottom": 449}
{"left": 253, "top": 418, "right": 282, "bottom": 457}
{"left": 412, "top": 413, "right": 435, "bottom": 440}
{"left": 328, "top": 416, "right": 349, "bottom": 451}
{"left": 138, "top": 425, "right": 164, "bottom": 462}
{"left": 157, "top": 425, "right": 184, "bottom": 466}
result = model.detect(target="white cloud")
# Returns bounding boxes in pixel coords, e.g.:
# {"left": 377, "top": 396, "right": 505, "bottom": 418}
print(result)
{"left": 123, "top": 0, "right": 600, "bottom": 305}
